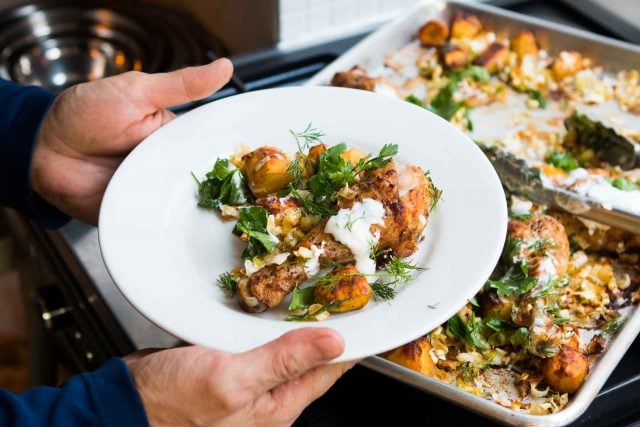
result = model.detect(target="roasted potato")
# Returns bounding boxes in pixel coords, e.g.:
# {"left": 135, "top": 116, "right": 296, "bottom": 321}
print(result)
{"left": 302, "top": 143, "right": 327, "bottom": 177}
{"left": 314, "top": 264, "right": 372, "bottom": 313}
{"left": 551, "top": 51, "right": 584, "bottom": 80}
{"left": 341, "top": 148, "right": 367, "bottom": 165}
{"left": 473, "top": 42, "right": 510, "bottom": 73}
{"left": 241, "top": 146, "right": 292, "bottom": 197}
{"left": 541, "top": 345, "right": 589, "bottom": 394}
{"left": 441, "top": 43, "right": 470, "bottom": 69}
{"left": 384, "top": 337, "right": 436, "bottom": 376}
{"left": 451, "top": 12, "right": 482, "bottom": 39}
{"left": 480, "top": 289, "right": 513, "bottom": 322}
{"left": 510, "top": 30, "right": 539, "bottom": 58}
{"left": 418, "top": 19, "right": 449, "bottom": 47}
{"left": 331, "top": 66, "right": 376, "bottom": 91}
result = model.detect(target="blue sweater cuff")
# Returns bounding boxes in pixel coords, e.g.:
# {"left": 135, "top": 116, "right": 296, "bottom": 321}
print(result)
{"left": 0, "top": 358, "right": 149, "bottom": 426}
{"left": 82, "top": 358, "right": 150, "bottom": 427}
{"left": 0, "top": 79, "right": 71, "bottom": 228}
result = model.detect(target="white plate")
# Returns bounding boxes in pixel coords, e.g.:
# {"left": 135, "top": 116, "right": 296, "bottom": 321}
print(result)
{"left": 99, "top": 86, "right": 507, "bottom": 362}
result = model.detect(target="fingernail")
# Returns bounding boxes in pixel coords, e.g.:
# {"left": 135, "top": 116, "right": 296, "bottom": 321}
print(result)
{"left": 313, "top": 333, "right": 344, "bottom": 361}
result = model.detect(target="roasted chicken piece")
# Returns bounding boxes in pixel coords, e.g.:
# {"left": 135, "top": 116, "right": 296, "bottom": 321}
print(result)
{"left": 238, "top": 162, "right": 432, "bottom": 312}
{"left": 507, "top": 215, "right": 570, "bottom": 279}
{"left": 505, "top": 215, "right": 571, "bottom": 357}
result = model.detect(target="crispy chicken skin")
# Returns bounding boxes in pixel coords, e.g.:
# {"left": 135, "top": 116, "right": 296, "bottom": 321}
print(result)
{"left": 237, "top": 162, "right": 432, "bottom": 312}
{"left": 507, "top": 215, "right": 570, "bottom": 278}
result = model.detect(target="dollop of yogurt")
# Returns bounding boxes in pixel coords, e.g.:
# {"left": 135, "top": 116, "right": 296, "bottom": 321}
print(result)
{"left": 324, "top": 198, "right": 385, "bottom": 275}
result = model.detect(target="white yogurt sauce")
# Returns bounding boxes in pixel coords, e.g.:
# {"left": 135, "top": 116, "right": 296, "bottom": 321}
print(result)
{"left": 563, "top": 168, "right": 640, "bottom": 215}
{"left": 325, "top": 198, "right": 385, "bottom": 275}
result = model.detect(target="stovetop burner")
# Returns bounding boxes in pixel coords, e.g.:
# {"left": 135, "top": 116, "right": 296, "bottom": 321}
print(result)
{"left": 0, "top": 1, "right": 225, "bottom": 93}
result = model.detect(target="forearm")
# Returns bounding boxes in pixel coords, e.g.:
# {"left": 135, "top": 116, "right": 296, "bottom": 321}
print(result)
{"left": 0, "top": 358, "right": 148, "bottom": 427}
{"left": 0, "top": 78, "right": 69, "bottom": 228}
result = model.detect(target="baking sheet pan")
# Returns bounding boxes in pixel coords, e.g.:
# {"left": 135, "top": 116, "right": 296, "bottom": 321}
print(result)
{"left": 306, "top": 1, "right": 640, "bottom": 425}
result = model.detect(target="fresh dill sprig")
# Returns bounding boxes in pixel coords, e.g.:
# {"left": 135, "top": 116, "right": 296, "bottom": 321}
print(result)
{"left": 384, "top": 256, "right": 424, "bottom": 285}
{"left": 425, "top": 171, "right": 442, "bottom": 212}
{"left": 287, "top": 156, "right": 305, "bottom": 188}
{"left": 369, "top": 241, "right": 391, "bottom": 261}
{"left": 216, "top": 272, "right": 237, "bottom": 296}
{"left": 290, "top": 123, "right": 325, "bottom": 152}
{"left": 344, "top": 212, "right": 365, "bottom": 232}
{"left": 371, "top": 280, "right": 396, "bottom": 300}
{"left": 287, "top": 123, "right": 325, "bottom": 188}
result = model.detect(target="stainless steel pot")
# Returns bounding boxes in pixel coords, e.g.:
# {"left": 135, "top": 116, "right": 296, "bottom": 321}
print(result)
{"left": 0, "top": 1, "right": 225, "bottom": 93}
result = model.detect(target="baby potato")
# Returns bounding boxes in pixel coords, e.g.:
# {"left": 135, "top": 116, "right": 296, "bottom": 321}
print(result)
{"left": 241, "top": 146, "right": 292, "bottom": 197}
{"left": 418, "top": 19, "right": 449, "bottom": 47}
{"left": 473, "top": 42, "right": 510, "bottom": 73}
{"left": 551, "top": 51, "right": 584, "bottom": 80}
{"left": 303, "top": 143, "right": 327, "bottom": 177}
{"left": 541, "top": 345, "right": 589, "bottom": 394}
{"left": 314, "top": 264, "right": 372, "bottom": 313}
{"left": 341, "top": 148, "right": 367, "bottom": 165}
{"left": 510, "top": 30, "right": 538, "bottom": 58}
{"left": 441, "top": 43, "right": 470, "bottom": 69}
{"left": 480, "top": 289, "right": 513, "bottom": 322}
{"left": 451, "top": 12, "right": 482, "bottom": 39}
{"left": 384, "top": 337, "right": 436, "bottom": 376}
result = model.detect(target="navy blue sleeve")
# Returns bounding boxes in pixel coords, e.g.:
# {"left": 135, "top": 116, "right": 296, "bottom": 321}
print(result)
{"left": 0, "top": 358, "right": 149, "bottom": 427}
{"left": 0, "top": 78, "right": 70, "bottom": 228}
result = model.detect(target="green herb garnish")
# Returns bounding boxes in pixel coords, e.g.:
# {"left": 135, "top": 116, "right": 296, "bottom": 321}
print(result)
{"left": 605, "top": 176, "right": 640, "bottom": 192}
{"left": 547, "top": 150, "right": 580, "bottom": 172}
{"left": 192, "top": 159, "right": 251, "bottom": 209}
{"left": 447, "top": 314, "right": 489, "bottom": 350}
{"left": 233, "top": 206, "right": 278, "bottom": 258}
{"left": 216, "top": 272, "right": 237, "bottom": 296}
{"left": 288, "top": 286, "right": 316, "bottom": 311}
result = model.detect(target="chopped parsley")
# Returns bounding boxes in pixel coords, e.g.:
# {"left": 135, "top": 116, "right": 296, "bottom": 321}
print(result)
{"left": 447, "top": 313, "right": 489, "bottom": 350}
{"left": 192, "top": 159, "right": 251, "bottom": 209}
{"left": 288, "top": 286, "right": 316, "bottom": 311}
{"left": 605, "top": 176, "right": 640, "bottom": 192}
{"left": 233, "top": 206, "right": 278, "bottom": 258}
{"left": 547, "top": 150, "right": 580, "bottom": 172}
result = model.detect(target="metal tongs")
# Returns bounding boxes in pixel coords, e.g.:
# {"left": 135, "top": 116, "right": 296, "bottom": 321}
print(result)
{"left": 479, "top": 114, "right": 640, "bottom": 234}
{"left": 565, "top": 110, "right": 640, "bottom": 170}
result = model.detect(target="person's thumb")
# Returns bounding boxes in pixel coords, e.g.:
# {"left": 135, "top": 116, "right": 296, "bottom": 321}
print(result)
{"left": 138, "top": 58, "right": 233, "bottom": 109}
{"left": 230, "top": 328, "right": 344, "bottom": 397}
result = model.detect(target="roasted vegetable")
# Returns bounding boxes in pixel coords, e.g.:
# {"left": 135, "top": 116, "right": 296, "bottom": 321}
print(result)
{"left": 451, "top": 12, "right": 482, "bottom": 39}
{"left": 510, "top": 31, "right": 538, "bottom": 58}
{"left": 418, "top": 19, "right": 449, "bottom": 47}
{"left": 480, "top": 289, "right": 513, "bottom": 322}
{"left": 551, "top": 51, "right": 584, "bottom": 80}
{"left": 441, "top": 43, "right": 470, "bottom": 69}
{"left": 241, "top": 146, "right": 292, "bottom": 197}
{"left": 331, "top": 66, "right": 376, "bottom": 91}
{"left": 341, "top": 148, "right": 368, "bottom": 166}
{"left": 384, "top": 337, "right": 436, "bottom": 376}
{"left": 541, "top": 345, "right": 589, "bottom": 393}
{"left": 314, "top": 264, "right": 373, "bottom": 313}
{"left": 473, "top": 42, "right": 510, "bottom": 73}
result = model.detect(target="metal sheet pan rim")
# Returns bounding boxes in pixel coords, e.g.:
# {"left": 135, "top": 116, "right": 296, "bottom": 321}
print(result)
{"left": 306, "top": 0, "right": 640, "bottom": 425}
